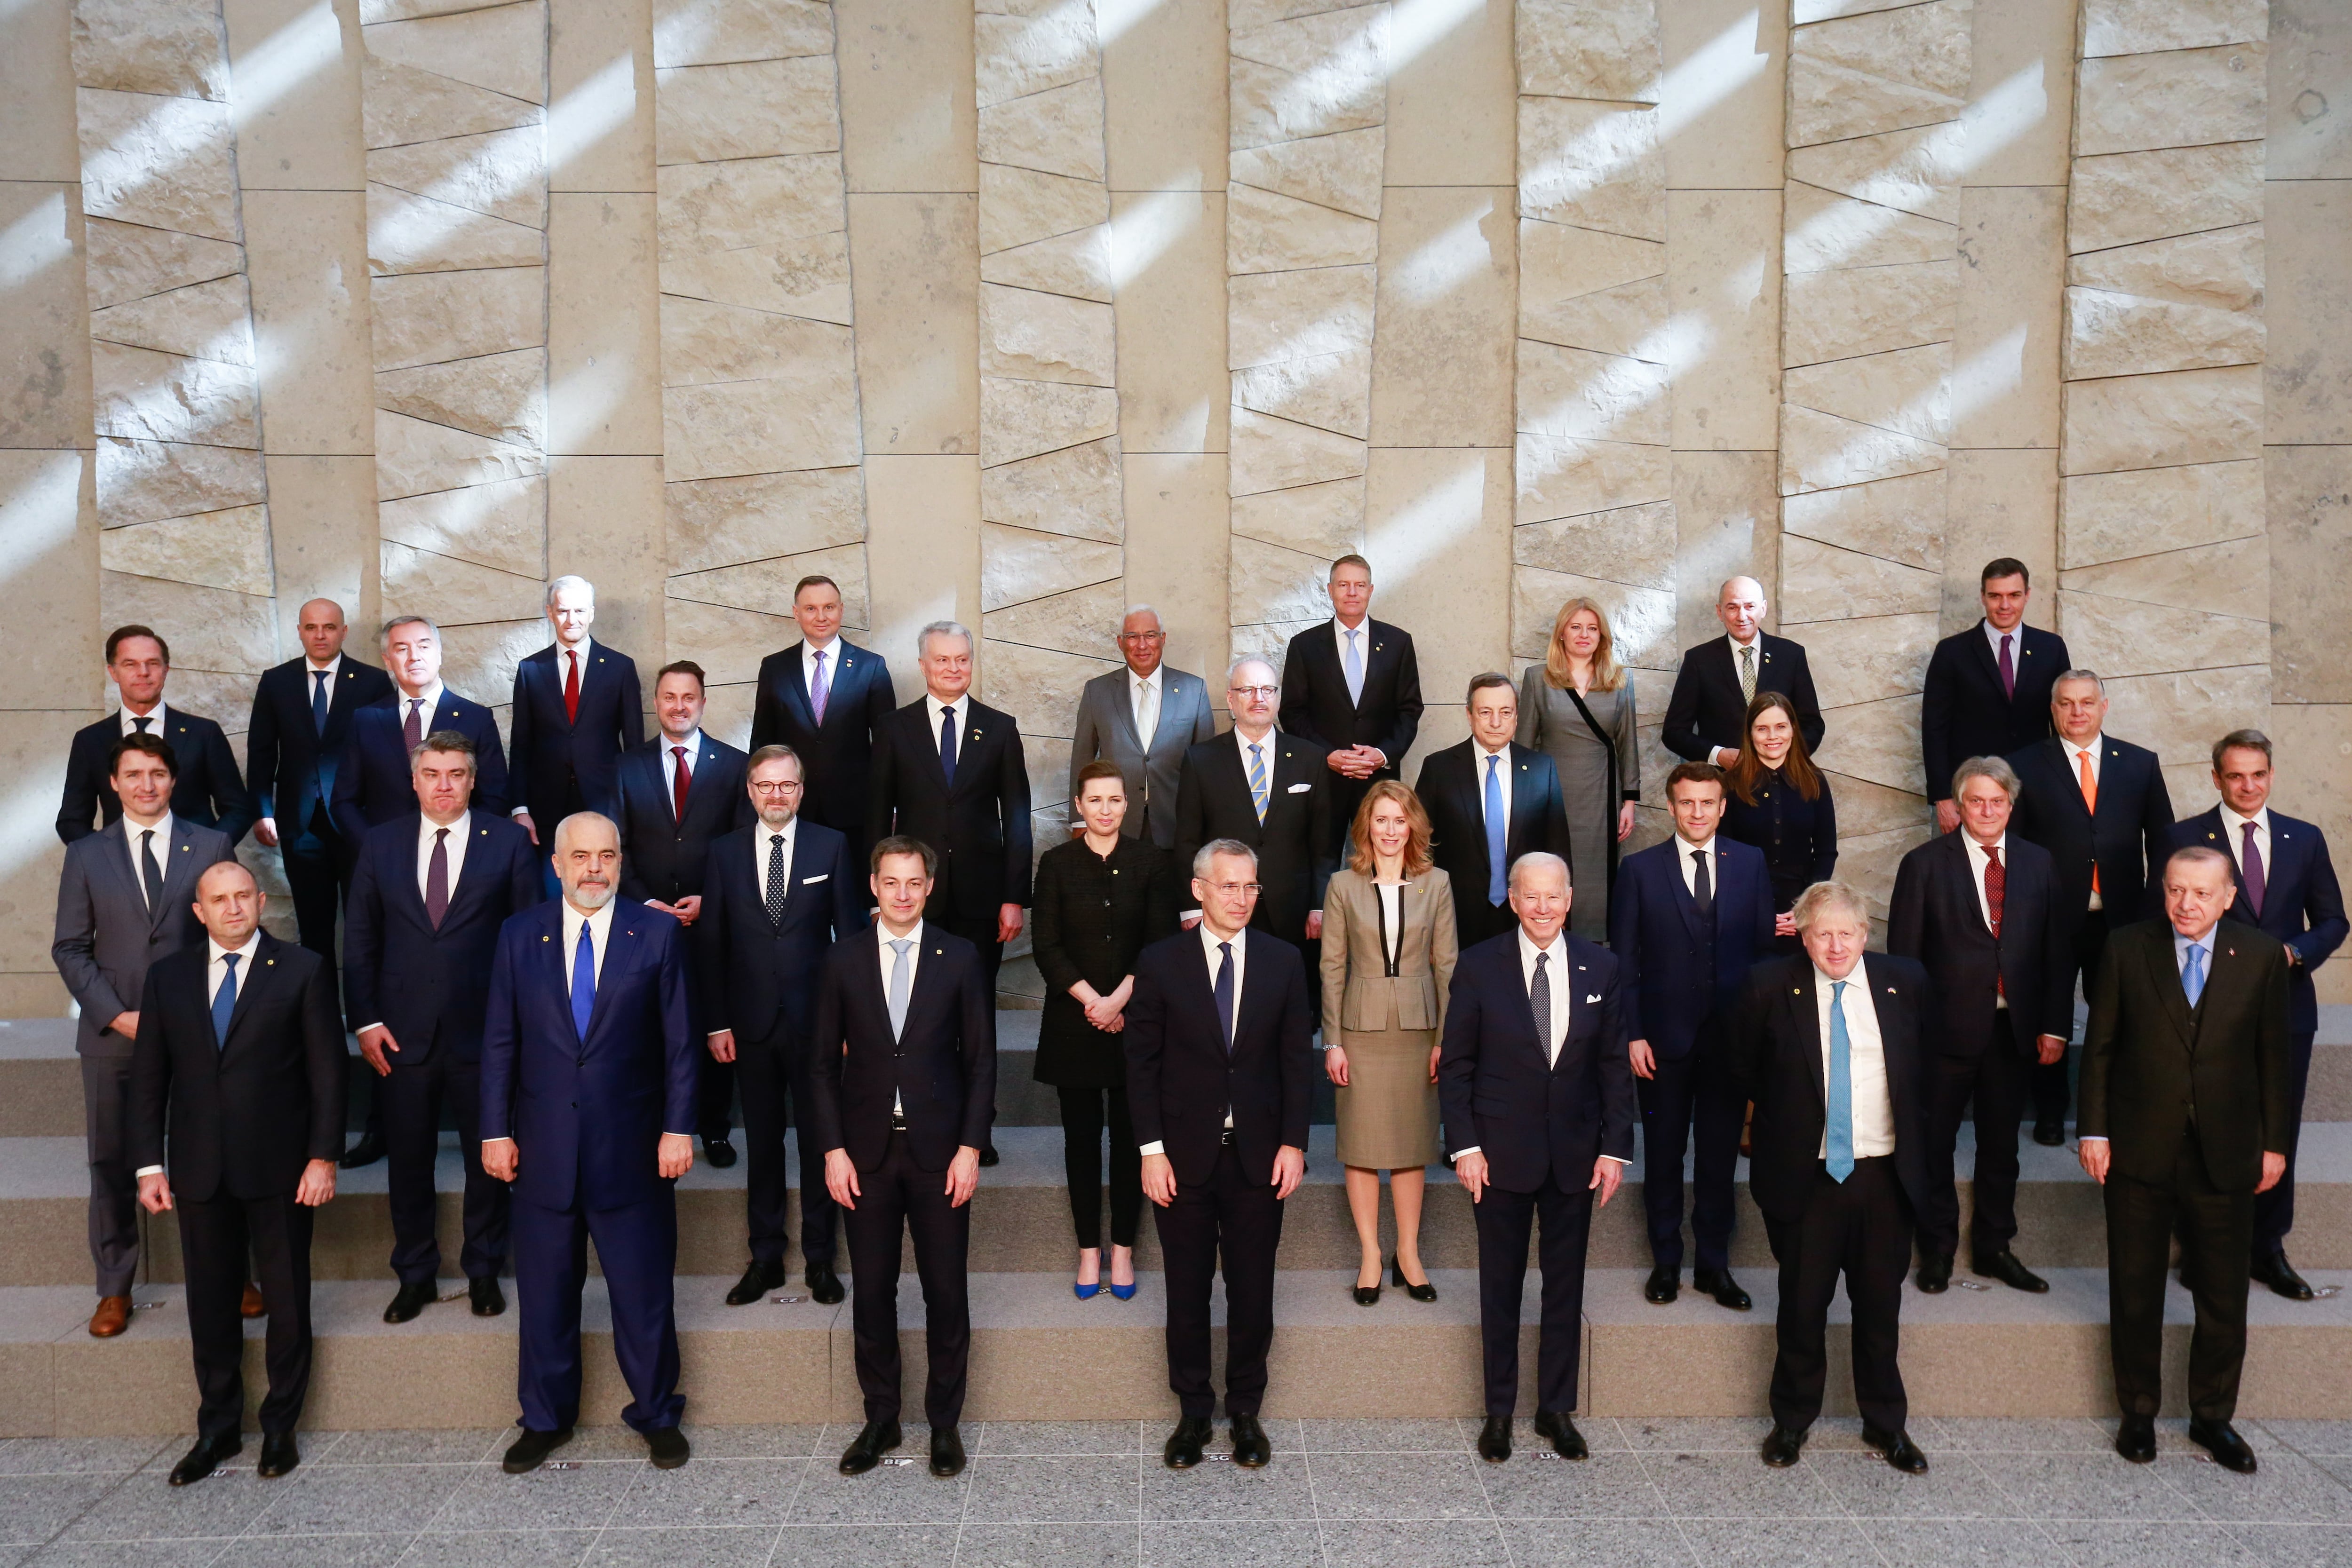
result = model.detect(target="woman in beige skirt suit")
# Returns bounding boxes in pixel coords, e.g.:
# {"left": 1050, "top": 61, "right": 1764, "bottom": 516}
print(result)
{"left": 1320, "top": 780, "right": 1458, "bottom": 1305}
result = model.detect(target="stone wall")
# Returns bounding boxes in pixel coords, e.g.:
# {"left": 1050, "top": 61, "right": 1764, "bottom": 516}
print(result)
{"left": 1, "top": 0, "right": 2347, "bottom": 1010}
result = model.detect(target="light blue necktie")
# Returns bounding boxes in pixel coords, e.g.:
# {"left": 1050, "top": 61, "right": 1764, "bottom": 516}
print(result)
{"left": 1247, "top": 741, "right": 1268, "bottom": 823}
{"left": 887, "top": 938, "right": 913, "bottom": 1039}
{"left": 211, "top": 952, "right": 240, "bottom": 1052}
{"left": 1483, "top": 752, "right": 1508, "bottom": 907}
{"left": 1825, "top": 979, "right": 1855, "bottom": 1183}
{"left": 571, "top": 919, "right": 596, "bottom": 1039}
{"left": 1343, "top": 627, "right": 1364, "bottom": 705}
{"left": 2182, "top": 942, "right": 2207, "bottom": 1007}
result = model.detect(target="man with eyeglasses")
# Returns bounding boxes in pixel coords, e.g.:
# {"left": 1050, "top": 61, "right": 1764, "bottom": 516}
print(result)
{"left": 1068, "top": 605, "right": 1217, "bottom": 848}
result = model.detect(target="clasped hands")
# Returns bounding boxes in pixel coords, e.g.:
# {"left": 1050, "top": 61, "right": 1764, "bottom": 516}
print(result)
{"left": 1325, "top": 745, "right": 1385, "bottom": 781}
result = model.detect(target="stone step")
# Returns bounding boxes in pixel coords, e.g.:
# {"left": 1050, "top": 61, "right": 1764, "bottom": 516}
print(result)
{"left": 5, "top": 1266, "right": 2348, "bottom": 1437}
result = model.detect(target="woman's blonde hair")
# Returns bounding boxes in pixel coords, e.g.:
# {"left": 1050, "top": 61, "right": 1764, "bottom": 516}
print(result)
{"left": 1347, "top": 779, "right": 1435, "bottom": 878}
{"left": 1543, "top": 595, "right": 1625, "bottom": 692}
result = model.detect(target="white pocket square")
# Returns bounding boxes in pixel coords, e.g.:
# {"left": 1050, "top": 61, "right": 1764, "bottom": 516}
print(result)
{"left": 1585, "top": 994, "right": 1601, "bottom": 1004}
{"left": 1286, "top": 782, "right": 1311, "bottom": 793}
{"left": 801, "top": 874, "right": 829, "bottom": 883}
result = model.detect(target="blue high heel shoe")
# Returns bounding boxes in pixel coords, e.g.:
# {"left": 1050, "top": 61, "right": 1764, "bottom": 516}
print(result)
{"left": 1108, "top": 1278, "right": 1137, "bottom": 1301}
{"left": 1073, "top": 1279, "right": 1102, "bottom": 1300}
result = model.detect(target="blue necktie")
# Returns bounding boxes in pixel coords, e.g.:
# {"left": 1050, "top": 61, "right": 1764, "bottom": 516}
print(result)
{"left": 1247, "top": 742, "right": 1268, "bottom": 823}
{"left": 1483, "top": 752, "right": 1507, "bottom": 906}
{"left": 887, "top": 938, "right": 913, "bottom": 1039}
{"left": 2182, "top": 942, "right": 2207, "bottom": 1007}
{"left": 1343, "top": 627, "right": 1364, "bottom": 705}
{"left": 1825, "top": 980, "right": 1855, "bottom": 1183}
{"left": 571, "top": 919, "right": 596, "bottom": 1039}
{"left": 211, "top": 953, "right": 240, "bottom": 1052}
{"left": 311, "top": 669, "right": 329, "bottom": 732}
{"left": 1214, "top": 940, "right": 1235, "bottom": 1053}
{"left": 938, "top": 703, "right": 958, "bottom": 785}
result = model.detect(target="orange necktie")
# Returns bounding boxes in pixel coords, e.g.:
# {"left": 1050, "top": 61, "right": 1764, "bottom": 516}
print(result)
{"left": 2077, "top": 749, "right": 2098, "bottom": 895}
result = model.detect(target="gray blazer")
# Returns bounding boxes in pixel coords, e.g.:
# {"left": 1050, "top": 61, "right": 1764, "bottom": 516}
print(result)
{"left": 52, "top": 816, "right": 235, "bottom": 1058}
{"left": 1068, "top": 665, "right": 1218, "bottom": 849}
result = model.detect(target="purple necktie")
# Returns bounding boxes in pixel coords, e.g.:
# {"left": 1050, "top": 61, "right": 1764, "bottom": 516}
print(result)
{"left": 1997, "top": 634, "right": 2015, "bottom": 699}
{"left": 426, "top": 827, "right": 450, "bottom": 928}
{"left": 404, "top": 697, "right": 425, "bottom": 751}
{"left": 810, "top": 649, "right": 830, "bottom": 723}
{"left": 2242, "top": 821, "right": 2266, "bottom": 917}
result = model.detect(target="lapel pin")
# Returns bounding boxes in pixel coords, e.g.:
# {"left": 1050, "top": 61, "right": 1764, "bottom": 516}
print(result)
{"left": 542, "top": 934, "right": 550, "bottom": 942}
{"left": 1887, "top": 987, "right": 1897, "bottom": 994}
{"left": 1792, "top": 988, "right": 1802, "bottom": 995}
{"left": 934, "top": 948, "right": 944, "bottom": 956}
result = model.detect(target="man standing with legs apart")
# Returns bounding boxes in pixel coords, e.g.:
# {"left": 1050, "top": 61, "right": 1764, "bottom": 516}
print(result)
{"left": 1440, "top": 852, "right": 1634, "bottom": 1464}
{"left": 2080, "top": 846, "right": 2290, "bottom": 1473}
{"left": 481, "top": 813, "right": 697, "bottom": 1473}
{"left": 1726, "top": 881, "right": 1931, "bottom": 1475}
{"left": 1127, "top": 841, "right": 1315, "bottom": 1471}
{"left": 810, "top": 837, "right": 995, "bottom": 1480}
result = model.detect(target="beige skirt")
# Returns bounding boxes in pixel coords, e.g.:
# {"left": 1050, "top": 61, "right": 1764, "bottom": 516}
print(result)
{"left": 1332, "top": 1026, "right": 1441, "bottom": 1169}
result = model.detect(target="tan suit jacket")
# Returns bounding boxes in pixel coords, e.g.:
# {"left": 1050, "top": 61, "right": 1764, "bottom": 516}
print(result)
{"left": 1319, "top": 867, "right": 1459, "bottom": 1037}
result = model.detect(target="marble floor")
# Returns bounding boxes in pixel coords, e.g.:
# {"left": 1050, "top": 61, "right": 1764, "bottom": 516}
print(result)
{"left": 3, "top": 1416, "right": 2351, "bottom": 1567}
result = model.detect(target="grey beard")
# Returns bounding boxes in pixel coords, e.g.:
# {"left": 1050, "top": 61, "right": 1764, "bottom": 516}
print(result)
{"left": 568, "top": 882, "right": 615, "bottom": 910}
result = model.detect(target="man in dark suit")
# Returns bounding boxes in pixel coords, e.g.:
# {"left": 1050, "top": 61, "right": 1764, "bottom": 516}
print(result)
{"left": 343, "top": 730, "right": 540, "bottom": 1324}
{"left": 2005, "top": 670, "right": 2173, "bottom": 1144}
{"left": 1172, "top": 657, "right": 1335, "bottom": 972}
{"left": 1609, "top": 761, "right": 1776, "bottom": 1309}
{"left": 508, "top": 576, "right": 644, "bottom": 871}
{"left": 58, "top": 625, "right": 254, "bottom": 846}
{"left": 1440, "top": 851, "right": 1634, "bottom": 1464}
{"left": 1127, "top": 839, "right": 1314, "bottom": 1470}
{"left": 2168, "top": 729, "right": 2347, "bottom": 1301}
{"left": 129, "top": 860, "right": 345, "bottom": 1485}
{"left": 699, "top": 744, "right": 861, "bottom": 1309}
{"left": 749, "top": 573, "right": 895, "bottom": 870}
{"left": 479, "top": 811, "right": 698, "bottom": 1473}
{"left": 1415, "top": 672, "right": 1573, "bottom": 950}
{"left": 808, "top": 836, "right": 995, "bottom": 1480}
{"left": 1278, "top": 553, "right": 1422, "bottom": 855}
{"left": 1068, "top": 604, "right": 1219, "bottom": 848}
{"left": 2080, "top": 846, "right": 2292, "bottom": 1473}
{"left": 332, "top": 614, "right": 511, "bottom": 844}
{"left": 1921, "top": 558, "right": 2069, "bottom": 836}
{"left": 1888, "top": 755, "right": 2073, "bottom": 1294}
{"left": 51, "top": 734, "right": 238, "bottom": 1338}
{"left": 1724, "top": 881, "right": 1931, "bottom": 1475}
{"left": 616, "top": 660, "right": 754, "bottom": 1164}
{"left": 247, "top": 599, "right": 395, "bottom": 975}
{"left": 1661, "top": 576, "right": 1825, "bottom": 765}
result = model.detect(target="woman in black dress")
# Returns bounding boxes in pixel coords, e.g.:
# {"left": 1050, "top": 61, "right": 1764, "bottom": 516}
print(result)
{"left": 1030, "top": 759, "right": 1177, "bottom": 1299}
{"left": 1719, "top": 689, "right": 1838, "bottom": 952}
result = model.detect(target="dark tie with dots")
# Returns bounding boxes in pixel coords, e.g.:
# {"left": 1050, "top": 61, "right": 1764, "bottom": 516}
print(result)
{"left": 765, "top": 833, "right": 787, "bottom": 924}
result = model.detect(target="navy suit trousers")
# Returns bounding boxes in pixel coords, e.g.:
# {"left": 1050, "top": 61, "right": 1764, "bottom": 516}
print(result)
{"left": 736, "top": 1040, "right": 836, "bottom": 1267}
{"left": 1472, "top": 1167, "right": 1593, "bottom": 1418}
{"left": 2254, "top": 1027, "right": 2318, "bottom": 1258}
{"left": 380, "top": 1045, "right": 507, "bottom": 1284}
{"left": 1637, "top": 1047, "right": 1743, "bottom": 1271}
{"left": 513, "top": 1188, "right": 683, "bottom": 1433}
{"left": 844, "top": 1131, "right": 971, "bottom": 1427}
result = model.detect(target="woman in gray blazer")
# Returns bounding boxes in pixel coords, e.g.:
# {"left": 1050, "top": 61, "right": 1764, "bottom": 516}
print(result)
{"left": 1518, "top": 596, "right": 1640, "bottom": 941}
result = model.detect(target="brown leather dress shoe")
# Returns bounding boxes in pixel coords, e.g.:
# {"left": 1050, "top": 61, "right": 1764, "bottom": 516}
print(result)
{"left": 89, "top": 1295, "right": 131, "bottom": 1338}
{"left": 240, "top": 1282, "right": 265, "bottom": 1318}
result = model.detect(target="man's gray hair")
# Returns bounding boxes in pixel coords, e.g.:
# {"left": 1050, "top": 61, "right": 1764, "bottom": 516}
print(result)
{"left": 1791, "top": 880, "right": 1869, "bottom": 931}
{"left": 546, "top": 574, "right": 594, "bottom": 608}
{"left": 2167, "top": 844, "right": 2233, "bottom": 878}
{"left": 918, "top": 619, "right": 973, "bottom": 658}
{"left": 1226, "top": 655, "right": 1276, "bottom": 687}
{"left": 1507, "top": 851, "right": 1569, "bottom": 893}
{"left": 1951, "top": 754, "right": 2020, "bottom": 802}
{"left": 2052, "top": 667, "right": 2105, "bottom": 698}
{"left": 381, "top": 613, "right": 438, "bottom": 641}
{"left": 1192, "top": 838, "right": 1259, "bottom": 882}
{"left": 552, "top": 810, "right": 620, "bottom": 855}
{"left": 1123, "top": 603, "right": 1160, "bottom": 625}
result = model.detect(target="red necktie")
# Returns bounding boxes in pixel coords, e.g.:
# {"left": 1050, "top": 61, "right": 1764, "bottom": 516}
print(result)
{"left": 563, "top": 650, "right": 580, "bottom": 723}
{"left": 672, "top": 745, "right": 690, "bottom": 819}
{"left": 1984, "top": 843, "right": 2006, "bottom": 998}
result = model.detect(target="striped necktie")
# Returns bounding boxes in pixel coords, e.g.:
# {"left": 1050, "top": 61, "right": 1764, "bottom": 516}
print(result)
{"left": 1247, "top": 741, "right": 1268, "bottom": 823}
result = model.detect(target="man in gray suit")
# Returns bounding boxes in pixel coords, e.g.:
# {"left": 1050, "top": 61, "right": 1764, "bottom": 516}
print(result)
{"left": 51, "top": 732, "right": 237, "bottom": 1338}
{"left": 1067, "top": 606, "right": 1217, "bottom": 848}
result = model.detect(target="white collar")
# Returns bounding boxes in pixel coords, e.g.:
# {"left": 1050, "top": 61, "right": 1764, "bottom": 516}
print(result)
{"left": 2064, "top": 732, "right": 2103, "bottom": 756}
{"left": 930, "top": 690, "right": 965, "bottom": 714}
{"left": 878, "top": 917, "right": 923, "bottom": 947}
{"left": 1964, "top": 830, "right": 2008, "bottom": 855}
{"left": 120, "top": 702, "right": 167, "bottom": 731}
{"left": 555, "top": 637, "right": 592, "bottom": 662}
{"left": 1132, "top": 665, "right": 1163, "bottom": 690}
{"left": 804, "top": 634, "right": 839, "bottom": 658}
{"left": 304, "top": 653, "right": 341, "bottom": 675}
{"left": 1983, "top": 618, "right": 2024, "bottom": 647}
{"left": 420, "top": 810, "right": 468, "bottom": 836}
{"left": 396, "top": 681, "right": 445, "bottom": 712}
{"left": 758, "top": 814, "right": 797, "bottom": 839}
{"left": 1475, "top": 739, "right": 1510, "bottom": 761}
{"left": 208, "top": 932, "right": 261, "bottom": 965}
{"left": 124, "top": 811, "right": 174, "bottom": 841}
{"left": 1234, "top": 726, "right": 1274, "bottom": 749}
{"left": 2221, "top": 803, "right": 2269, "bottom": 834}
{"left": 662, "top": 728, "right": 703, "bottom": 756}
{"left": 1726, "top": 632, "right": 1761, "bottom": 652}
{"left": 1812, "top": 961, "right": 1863, "bottom": 992}
{"left": 1675, "top": 833, "right": 1716, "bottom": 857}
{"left": 1200, "top": 920, "right": 1245, "bottom": 955}
{"left": 1517, "top": 926, "right": 1565, "bottom": 963}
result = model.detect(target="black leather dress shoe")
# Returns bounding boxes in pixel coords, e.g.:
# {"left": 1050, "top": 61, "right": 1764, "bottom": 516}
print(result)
{"left": 503, "top": 1426, "right": 575, "bottom": 1474}
{"left": 2253, "top": 1252, "right": 2317, "bottom": 1301}
{"left": 1915, "top": 1254, "right": 1952, "bottom": 1293}
{"left": 1693, "top": 1267, "right": 1752, "bottom": 1311}
{"left": 338, "top": 1132, "right": 383, "bottom": 1170}
{"left": 2114, "top": 1414, "right": 2156, "bottom": 1464}
{"left": 1533, "top": 1410, "right": 1587, "bottom": 1460}
{"left": 257, "top": 1432, "right": 300, "bottom": 1478}
{"left": 382, "top": 1280, "right": 437, "bottom": 1323}
{"left": 1863, "top": 1425, "right": 1928, "bottom": 1474}
{"left": 838, "top": 1419, "right": 901, "bottom": 1475}
{"left": 648, "top": 1425, "right": 690, "bottom": 1469}
{"left": 2033, "top": 1119, "right": 2066, "bottom": 1147}
{"left": 1643, "top": 1265, "right": 1679, "bottom": 1304}
{"left": 726, "top": 1260, "right": 785, "bottom": 1307}
{"left": 1229, "top": 1412, "right": 1271, "bottom": 1468}
{"left": 978, "top": 1146, "right": 1001, "bottom": 1167}
{"left": 1477, "top": 1416, "right": 1512, "bottom": 1463}
{"left": 168, "top": 1433, "right": 241, "bottom": 1486}
{"left": 1162, "top": 1415, "right": 1212, "bottom": 1469}
{"left": 1760, "top": 1424, "right": 1806, "bottom": 1468}
{"left": 700, "top": 1135, "right": 737, "bottom": 1168}
{"left": 469, "top": 1276, "right": 506, "bottom": 1317}
{"left": 2189, "top": 1418, "right": 2258, "bottom": 1474}
{"left": 1973, "top": 1249, "right": 2050, "bottom": 1293}
{"left": 807, "top": 1263, "right": 845, "bottom": 1305}
{"left": 930, "top": 1425, "right": 967, "bottom": 1477}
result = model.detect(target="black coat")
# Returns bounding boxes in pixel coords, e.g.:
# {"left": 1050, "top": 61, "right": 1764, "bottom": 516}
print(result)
{"left": 614, "top": 733, "right": 754, "bottom": 908}
{"left": 2167, "top": 807, "right": 2349, "bottom": 1034}
{"left": 1885, "top": 830, "right": 2073, "bottom": 1057}
{"left": 59, "top": 709, "right": 255, "bottom": 847}
{"left": 1123, "top": 927, "right": 1316, "bottom": 1188}
{"left": 806, "top": 923, "right": 996, "bottom": 1172}
{"left": 332, "top": 690, "right": 509, "bottom": 842}
{"left": 748, "top": 639, "right": 896, "bottom": 850}
{"left": 1278, "top": 618, "right": 1423, "bottom": 776}
{"left": 246, "top": 657, "right": 395, "bottom": 836}
{"left": 2005, "top": 733, "right": 2171, "bottom": 924}
{"left": 1722, "top": 951, "right": 1932, "bottom": 1224}
{"left": 1660, "top": 634, "right": 1824, "bottom": 763}
{"left": 128, "top": 932, "right": 347, "bottom": 1203}
{"left": 508, "top": 641, "right": 644, "bottom": 834}
{"left": 866, "top": 696, "right": 1034, "bottom": 923}
{"left": 1920, "top": 621, "right": 2069, "bottom": 803}
{"left": 695, "top": 820, "right": 863, "bottom": 1051}
{"left": 1720, "top": 768, "right": 1838, "bottom": 914}
{"left": 1029, "top": 835, "right": 1179, "bottom": 1087}
{"left": 1414, "top": 740, "right": 1572, "bottom": 927}
{"left": 342, "top": 811, "right": 541, "bottom": 1056}
{"left": 1171, "top": 732, "right": 1335, "bottom": 946}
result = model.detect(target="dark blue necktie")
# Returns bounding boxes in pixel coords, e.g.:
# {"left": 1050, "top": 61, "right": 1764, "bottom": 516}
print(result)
{"left": 212, "top": 952, "right": 240, "bottom": 1051}
{"left": 938, "top": 703, "right": 958, "bottom": 784}
{"left": 1214, "top": 940, "right": 1235, "bottom": 1053}
{"left": 1484, "top": 753, "right": 1508, "bottom": 906}
{"left": 571, "top": 920, "right": 596, "bottom": 1038}
{"left": 311, "top": 668, "right": 329, "bottom": 732}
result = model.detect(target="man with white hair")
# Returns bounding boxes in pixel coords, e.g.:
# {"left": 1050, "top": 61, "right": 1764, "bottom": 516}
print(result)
{"left": 509, "top": 576, "right": 644, "bottom": 861}
{"left": 1067, "top": 605, "right": 1217, "bottom": 848}
{"left": 1661, "top": 576, "right": 1824, "bottom": 767}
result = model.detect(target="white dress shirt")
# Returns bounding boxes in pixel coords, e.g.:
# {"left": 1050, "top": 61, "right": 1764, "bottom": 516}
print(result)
{"left": 561, "top": 900, "right": 615, "bottom": 991}
{"left": 1475, "top": 742, "right": 1513, "bottom": 828}
{"left": 929, "top": 693, "right": 969, "bottom": 759}
{"left": 1964, "top": 831, "right": 2010, "bottom": 1007}
{"left": 1453, "top": 927, "right": 1625, "bottom": 1164}
{"left": 301, "top": 655, "right": 342, "bottom": 713}
{"left": 122, "top": 811, "right": 175, "bottom": 911}
{"left": 2082, "top": 927, "right": 2218, "bottom": 1148}
{"left": 135, "top": 933, "right": 262, "bottom": 1176}
{"left": 1233, "top": 726, "right": 1275, "bottom": 773}
{"left": 119, "top": 702, "right": 168, "bottom": 737}
{"left": 877, "top": 918, "right": 924, "bottom": 1115}
{"left": 1139, "top": 921, "right": 1246, "bottom": 1156}
{"left": 1814, "top": 964, "right": 1894, "bottom": 1159}
{"left": 416, "top": 811, "right": 470, "bottom": 905}
{"left": 659, "top": 729, "right": 704, "bottom": 809}
{"left": 2220, "top": 803, "right": 2271, "bottom": 880}
{"left": 395, "top": 681, "right": 447, "bottom": 738}
{"left": 1676, "top": 834, "right": 1716, "bottom": 895}
{"left": 2066, "top": 735, "right": 2104, "bottom": 907}
{"left": 1375, "top": 881, "right": 1404, "bottom": 967}
{"left": 752, "top": 816, "right": 798, "bottom": 905}
{"left": 1130, "top": 664, "right": 1164, "bottom": 743}
{"left": 1982, "top": 618, "right": 2025, "bottom": 669}
{"left": 803, "top": 635, "right": 841, "bottom": 702}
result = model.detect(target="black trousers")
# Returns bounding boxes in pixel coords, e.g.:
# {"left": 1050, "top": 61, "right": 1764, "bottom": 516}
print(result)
{"left": 80, "top": 1054, "right": 140, "bottom": 1297}
{"left": 2106, "top": 1142, "right": 2253, "bottom": 1422}
{"left": 177, "top": 1188, "right": 315, "bottom": 1439}
{"left": 379, "top": 1045, "right": 507, "bottom": 1284}
{"left": 1473, "top": 1166, "right": 1594, "bottom": 1418}
{"left": 1922, "top": 1015, "right": 2029, "bottom": 1260}
{"left": 1057, "top": 1085, "right": 1141, "bottom": 1249}
{"left": 2035, "top": 909, "right": 2106, "bottom": 1127}
{"left": 1637, "top": 1048, "right": 1742, "bottom": 1271}
{"left": 278, "top": 801, "right": 349, "bottom": 977}
{"left": 1155, "top": 1140, "right": 1284, "bottom": 1419}
{"left": 2254, "top": 1027, "right": 2318, "bottom": 1260}
{"left": 843, "top": 1130, "right": 971, "bottom": 1427}
{"left": 697, "top": 1053, "right": 736, "bottom": 1142}
{"left": 1764, "top": 1157, "right": 1910, "bottom": 1435}
{"left": 738, "top": 1040, "right": 836, "bottom": 1268}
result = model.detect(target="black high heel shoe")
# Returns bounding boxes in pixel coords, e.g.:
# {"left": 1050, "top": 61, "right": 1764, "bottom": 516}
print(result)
{"left": 1391, "top": 1257, "right": 1437, "bottom": 1302}
{"left": 1351, "top": 1262, "right": 1381, "bottom": 1306}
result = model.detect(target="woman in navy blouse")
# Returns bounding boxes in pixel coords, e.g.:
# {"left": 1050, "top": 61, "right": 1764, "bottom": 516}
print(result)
{"left": 1719, "top": 690, "right": 1837, "bottom": 953}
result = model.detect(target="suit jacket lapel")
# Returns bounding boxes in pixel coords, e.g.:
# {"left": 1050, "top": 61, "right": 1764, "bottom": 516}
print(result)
{"left": 1665, "top": 847, "right": 1704, "bottom": 941}
{"left": 1790, "top": 967, "right": 1827, "bottom": 1109}
{"left": 153, "top": 821, "right": 205, "bottom": 931}
{"left": 909, "top": 703, "right": 955, "bottom": 793}
{"left": 1106, "top": 676, "right": 1143, "bottom": 753}
{"left": 218, "top": 934, "right": 278, "bottom": 1054}
{"left": 581, "top": 915, "right": 639, "bottom": 1043}
{"left": 2146, "top": 931, "right": 2194, "bottom": 1046}
{"left": 541, "top": 909, "right": 580, "bottom": 1044}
